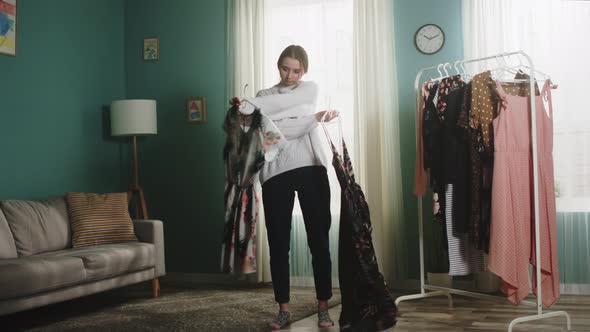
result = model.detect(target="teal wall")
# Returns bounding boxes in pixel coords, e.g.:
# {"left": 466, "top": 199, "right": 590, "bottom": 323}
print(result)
{"left": 124, "top": 0, "right": 227, "bottom": 273}
{"left": 394, "top": 0, "right": 464, "bottom": 278}
{"left": 0, "top": 0, "right": 128, "bottom": 200}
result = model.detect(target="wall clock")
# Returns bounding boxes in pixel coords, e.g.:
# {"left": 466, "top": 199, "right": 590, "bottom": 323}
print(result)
{"left": 414, "top": 24, "right": 445, "bottom": 55}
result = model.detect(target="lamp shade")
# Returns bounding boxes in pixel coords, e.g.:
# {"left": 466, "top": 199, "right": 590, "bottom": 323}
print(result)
{"left": 110, "top": 99, "right": 157, "bottom": 136}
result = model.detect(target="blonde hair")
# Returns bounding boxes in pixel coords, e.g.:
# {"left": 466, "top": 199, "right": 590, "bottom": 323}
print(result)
{"left": 277, "top": 45, "right": 309, "bottom": 73}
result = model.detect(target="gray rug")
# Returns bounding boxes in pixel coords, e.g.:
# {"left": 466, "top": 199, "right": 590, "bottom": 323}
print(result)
{"left": 0, "top": 281, "right": 341, "bottom": 332}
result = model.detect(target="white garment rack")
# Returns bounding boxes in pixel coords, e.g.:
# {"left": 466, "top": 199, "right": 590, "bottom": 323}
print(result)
{"left": 395, "top": 50, "right": 572, "bottom": 332}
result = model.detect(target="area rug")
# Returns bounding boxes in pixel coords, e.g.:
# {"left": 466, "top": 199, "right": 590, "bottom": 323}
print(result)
{"left": 0, "top": 281, "right": 341, "bottom": 332}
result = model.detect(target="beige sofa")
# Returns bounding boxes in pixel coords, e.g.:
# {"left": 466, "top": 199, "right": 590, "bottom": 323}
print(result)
{"left": 0, "top": 196, "right": 165, "bottom": 315}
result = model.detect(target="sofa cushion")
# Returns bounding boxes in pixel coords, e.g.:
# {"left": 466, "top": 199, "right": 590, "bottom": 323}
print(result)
{"left": 38, "top": 243, "right": 155, "bottom": 281}
{"left": 1, "top": 197, "right": 71, "bottom": 256}
{"left": 0, "top": 255, "right": 86, "bottom": 300}
{"left": 0, "top": 209, "right": 18, "bottom": 259}
{"left": 66, "top": 192, "right": 137, "bottom": 248}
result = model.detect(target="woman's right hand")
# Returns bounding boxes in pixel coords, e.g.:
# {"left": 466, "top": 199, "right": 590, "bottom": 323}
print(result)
{"left": 229, "top": 97, "right": 241, "bottom": 106}
{"left": 315, "top": 110, "right": 339, "bottom": 122}
{"left": 231, "top": 97, "right": 256, "bottom": 115}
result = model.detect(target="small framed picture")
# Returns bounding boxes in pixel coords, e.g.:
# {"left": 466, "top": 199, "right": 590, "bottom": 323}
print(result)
{"left": 186, "top": 97, "right": 207, "bottom": 123}
{"left": 0, "top": 0, "right": 17, "bottom": 57}
{"left": 143, "top": 37, "right": 159, "bottom": 61}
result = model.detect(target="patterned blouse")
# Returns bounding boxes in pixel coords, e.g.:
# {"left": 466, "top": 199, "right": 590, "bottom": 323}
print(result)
{"left": 469, "top": 71, "right": 497, "bottom": 153}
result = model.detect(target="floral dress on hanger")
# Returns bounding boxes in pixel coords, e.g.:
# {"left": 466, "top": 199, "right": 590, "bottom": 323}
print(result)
{"left": 221, "top": 105, "right": 285, "bottom": 275}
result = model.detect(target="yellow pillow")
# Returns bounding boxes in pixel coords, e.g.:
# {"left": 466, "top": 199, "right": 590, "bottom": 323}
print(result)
{"left": 66, "top": 192, "right": 137, "bottom": 248}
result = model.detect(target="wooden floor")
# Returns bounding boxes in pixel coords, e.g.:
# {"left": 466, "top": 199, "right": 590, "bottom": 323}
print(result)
{"left": 284, "top": 294, "right": 590, "bottom": 332}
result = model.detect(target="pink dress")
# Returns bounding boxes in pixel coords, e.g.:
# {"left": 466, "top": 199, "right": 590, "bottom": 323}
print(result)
{"left": 488, "top": 79, "right": 560, "bottom": 307}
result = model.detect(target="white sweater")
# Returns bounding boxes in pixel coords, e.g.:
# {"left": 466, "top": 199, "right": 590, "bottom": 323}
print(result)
{"left": 241, "top": 81, "right": 329, "bottom": 184}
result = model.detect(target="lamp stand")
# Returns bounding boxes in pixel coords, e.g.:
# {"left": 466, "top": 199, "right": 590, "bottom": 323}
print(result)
{"left": 128, "top": 135, "right": 149, "bottom": 219}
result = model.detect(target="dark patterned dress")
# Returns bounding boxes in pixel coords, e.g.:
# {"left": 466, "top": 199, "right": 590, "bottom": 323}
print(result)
{"left": 422, "top": 81, "right": 444, "bottom": 224}
{"left": 329, "top": 138, "right": 396, "bottom": 331}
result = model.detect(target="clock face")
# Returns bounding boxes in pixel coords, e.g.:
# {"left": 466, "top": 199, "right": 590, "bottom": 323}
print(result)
{"left": 414, "top": 24, "right": 445, "bottom": 54}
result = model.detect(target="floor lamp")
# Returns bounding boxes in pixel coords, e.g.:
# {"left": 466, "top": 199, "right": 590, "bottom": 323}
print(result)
{"left": 110, "top": 99, "right": 157, "bottom": 220}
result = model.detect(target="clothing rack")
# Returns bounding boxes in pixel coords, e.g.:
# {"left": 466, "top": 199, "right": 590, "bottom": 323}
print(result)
{"left": 395, "top": 50, "right": 572, "bottom": 332}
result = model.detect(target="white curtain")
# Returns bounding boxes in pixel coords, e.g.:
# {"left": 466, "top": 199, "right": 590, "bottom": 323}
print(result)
{"left": 353, "top": 0, "right": 406, "bottom": 284}
{"left": 226, "top": 0, "right": 271, "bottom": 283}
{"left": 462, "top": 0, "right": 590, "bottom": 294}
{"left": 226, "top": 0, "right": 265, "bottom": 98}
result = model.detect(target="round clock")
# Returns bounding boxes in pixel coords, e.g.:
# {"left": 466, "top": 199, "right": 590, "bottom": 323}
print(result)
{"left": 414, "top": 24, "right": 445, "bottom": 55}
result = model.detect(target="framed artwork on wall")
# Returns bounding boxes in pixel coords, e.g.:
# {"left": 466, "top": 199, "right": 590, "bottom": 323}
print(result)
{"left": 0, "top": 0, "right": 17, "bottom": 57}
{"left": 143, "top": 37, "right": 159, "bottom": 61}
{"left": 186, "top": 97, "right": 207, "bottom": 124}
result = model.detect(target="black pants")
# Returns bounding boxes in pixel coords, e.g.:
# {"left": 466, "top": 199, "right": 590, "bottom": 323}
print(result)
{"left": 262, "top": 166, "right": 333, "bottom": 304}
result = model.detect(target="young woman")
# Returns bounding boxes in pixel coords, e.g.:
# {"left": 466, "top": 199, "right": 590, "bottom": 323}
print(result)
{"left": 232, "top": 45, "right": 338, "bottom": 330}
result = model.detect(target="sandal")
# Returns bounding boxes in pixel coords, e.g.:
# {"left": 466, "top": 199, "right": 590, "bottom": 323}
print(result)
{"left": 269, "top": 310, "right": 291, "bottom": 330}
{"left": 318, "top": 308, "right": 334, "bottom": 328}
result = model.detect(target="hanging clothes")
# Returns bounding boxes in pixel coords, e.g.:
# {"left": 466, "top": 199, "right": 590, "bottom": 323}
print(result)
{"left": 419, "top": 79, "right": 451, "bottom": 273}
{"left": 439, "top": 79, "right": 486, "bottom": 276}
{"left": 487, "top": 79, "right": 560, "bottom": 307}
{"left": 444, "top": 183, "right": 485, "bottom": 276}
{"left": 221, "top": 106, "right": 286, "bottom": 275}
{"left": 439, "top": 76, "right": 469, "bottom": 233}
{"left": 413, "top": 80, "right": 432, "bottom": 196}
{"left": 467, "top": 71, "right": 540, "bottom": 252}
{"left": 426, "top": 74, "right": 468, "bottom": 228}
{"left": 422, "top": 80, "right": 444, "bottom": 224}
{"left": 467, "top": 70, "right": 498, "bottom": 252}
{"left": 323, "top": 127, "right": 396, "bottom": 331}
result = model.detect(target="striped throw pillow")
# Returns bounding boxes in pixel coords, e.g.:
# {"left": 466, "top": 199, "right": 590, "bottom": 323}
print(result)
{"left": 66, "top": 192, "right": 137, "bottom": 248}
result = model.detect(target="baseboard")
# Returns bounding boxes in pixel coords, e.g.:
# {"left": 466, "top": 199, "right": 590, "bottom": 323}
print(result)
{"left": 163, "top": 272, "right": 260, "bottom": 285}
{"left": 391, "top": 278, "right": 478, "bottom": 292}
{"left": 560, "top": 283, "right": 590, "bottom": 295}
{"left": 163, "top": 274, "right": 590, "bottom": 295}
{"left": 162, "top": 275, "right": 474, "bottom": 290}
{"left": 164, "top": 273, "right": 328, "bottom": 288}
{"left": 388, "top": 279, "right": 420, "bottom": 291}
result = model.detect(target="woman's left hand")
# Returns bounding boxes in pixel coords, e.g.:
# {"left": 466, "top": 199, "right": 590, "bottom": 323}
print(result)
{"left": 315, "top": 110, "right": 339, "bottom": 122}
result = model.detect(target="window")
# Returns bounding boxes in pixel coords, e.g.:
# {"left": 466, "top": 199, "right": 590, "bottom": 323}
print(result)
{"left": 463, "top": 0, "right": 590, "bottom": 212}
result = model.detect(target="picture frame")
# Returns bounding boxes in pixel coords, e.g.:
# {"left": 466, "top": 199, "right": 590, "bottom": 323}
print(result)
{"left": 186, "top": 97, "right": 207, "bottom": 124}
{"left": 143, "top": 37, "right": 159, "bottom": 61}
{"left": 0, "top": 0, "right": 17, "bottom": 57}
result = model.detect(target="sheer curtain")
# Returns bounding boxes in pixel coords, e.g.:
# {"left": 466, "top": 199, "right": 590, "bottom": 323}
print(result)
{"left": 225, "top": 0, "right": 271, "bottom": 283}
{"left": 353, "top": 0, "right": 405, "bottom": 284}
{"left": 463, "top": 0, "right": 590, "bottom": 294}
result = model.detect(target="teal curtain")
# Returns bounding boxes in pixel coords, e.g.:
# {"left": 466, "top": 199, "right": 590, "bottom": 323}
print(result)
{"left": 557, "top": 212, "right": 590, "bottom": 294}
